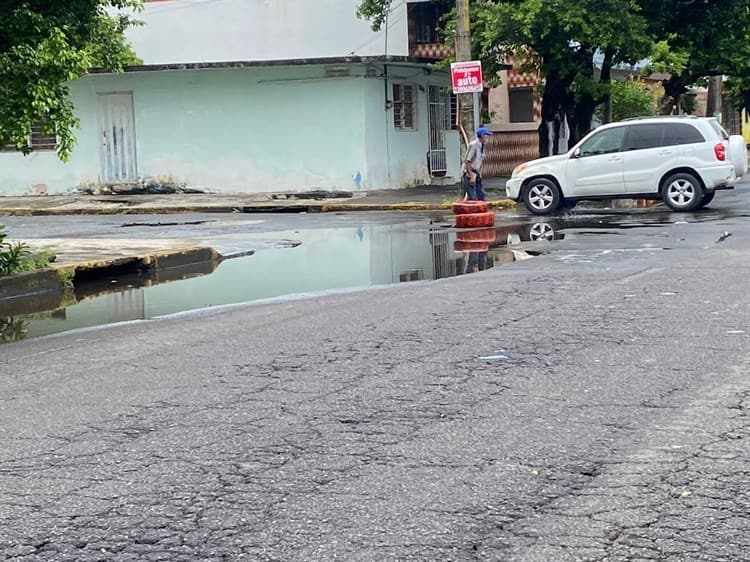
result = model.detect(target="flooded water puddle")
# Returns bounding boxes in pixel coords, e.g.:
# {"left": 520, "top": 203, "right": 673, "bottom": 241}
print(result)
{"left": 1, "top": 220, "right": 538, "bottom": 343}
{"left": 0, "top": 207, "right": 731, "bottom": 343}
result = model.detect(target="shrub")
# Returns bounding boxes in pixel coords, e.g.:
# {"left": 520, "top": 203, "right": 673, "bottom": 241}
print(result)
{"left": 0, "top": 225, "right": 54, "bottom": 276}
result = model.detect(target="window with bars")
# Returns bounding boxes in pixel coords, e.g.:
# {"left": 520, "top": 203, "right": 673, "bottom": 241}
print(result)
{"left": 399, "top": 269, "right": 424, "bottom": 282}
{"left": 448, "top": 93, "right": 458, "bottom": 130}
{"left": 393, "top": 84, "right": 417, "bottom": 130}
{"left": 1, "top": 122, "right": 56, "bottom": 153}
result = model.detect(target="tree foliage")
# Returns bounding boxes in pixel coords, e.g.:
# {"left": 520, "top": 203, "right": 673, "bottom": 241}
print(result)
{"left": 596, "top": 79, "right": 657, "bottom": 122}
{"left": 472, "top": 0, "right": 653, "bottom": 153}
{"left": 358, "top": 0, "right": 750, "bottom": 154}
{"left": 0, "top": 0, "right": 143, "bottom": 160}
{"left": 356, "top": 0, "right": 391, "bottom": 31}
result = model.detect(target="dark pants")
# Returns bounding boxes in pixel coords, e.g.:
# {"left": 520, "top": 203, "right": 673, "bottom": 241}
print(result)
{"left": 463, "top": 172, "right": 485, "bottom": 201}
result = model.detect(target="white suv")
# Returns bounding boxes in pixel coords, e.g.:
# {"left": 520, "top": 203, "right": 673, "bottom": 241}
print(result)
{"left": 506, "top": 117, "right": 748, "bottom": 215}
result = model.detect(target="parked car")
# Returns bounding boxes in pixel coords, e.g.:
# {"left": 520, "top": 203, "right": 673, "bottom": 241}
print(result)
{"left": 506, "top": 116, "right": 748, "bottom": 215}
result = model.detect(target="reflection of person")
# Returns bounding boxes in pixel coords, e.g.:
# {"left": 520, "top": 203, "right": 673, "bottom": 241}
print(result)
{"left": 465, "top": 251, "right": 488, "bottom": 274}
{"left": 463, "top": 127, "right": 493, "bottom": 201}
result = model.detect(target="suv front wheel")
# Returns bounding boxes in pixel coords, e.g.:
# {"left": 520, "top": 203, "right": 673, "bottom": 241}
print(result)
{"left": 523, "top": 178, "right": 562, "bottom": 215}
{"left": 661, "top": 172, "right": 704, "bottom": 212}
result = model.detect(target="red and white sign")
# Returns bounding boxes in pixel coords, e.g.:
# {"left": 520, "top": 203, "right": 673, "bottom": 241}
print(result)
{"left": 451, "top": 60, "right": 484, "bottom": 94}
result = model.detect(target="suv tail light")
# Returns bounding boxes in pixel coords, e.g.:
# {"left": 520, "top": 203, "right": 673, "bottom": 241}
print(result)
{"left": 714, "top": 142, "right": 726, "bottom": 161}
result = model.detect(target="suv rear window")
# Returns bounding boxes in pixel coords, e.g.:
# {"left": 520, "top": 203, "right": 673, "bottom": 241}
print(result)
{"left": 625, "top": 122, "right": 706, "bottom": 150}
{"left": 663, "top": 122, "right": 705, "bottom": 145}
{"left": 707, "top": 118, "right": 730, "bottom": 140}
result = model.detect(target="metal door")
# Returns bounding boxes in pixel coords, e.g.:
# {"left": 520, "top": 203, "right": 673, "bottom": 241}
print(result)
{"left": 98, "top": 93, "right": 137, "bottom": 182}
{"left": 427, "top": 86, "right": 448, "bottom": 177}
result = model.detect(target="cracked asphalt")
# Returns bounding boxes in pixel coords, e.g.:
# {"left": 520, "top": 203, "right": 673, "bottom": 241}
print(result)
{"left": 2, "top": 195, "right": 750, "bottom": 561}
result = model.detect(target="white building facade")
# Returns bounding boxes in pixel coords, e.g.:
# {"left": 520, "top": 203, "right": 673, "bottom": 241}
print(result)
{"left": 0, "top": 0, "right": 461, "bottom": 195}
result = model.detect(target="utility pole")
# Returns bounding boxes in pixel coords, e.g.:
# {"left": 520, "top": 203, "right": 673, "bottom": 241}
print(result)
{"left": 455, "top": 0, "right": 475, "bottom": 149}
{"left": 706, "top": 75, "right": 723, "bottom": 121}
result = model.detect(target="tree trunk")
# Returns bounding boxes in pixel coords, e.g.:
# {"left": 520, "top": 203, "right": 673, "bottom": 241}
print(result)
{"left": 600, "top": 49, "right": 614, "bottom": 124}
{"left": 570, "top": 95, "right": 596, "bottom": 148}
{"left": 706, "top": 75, "right": 723, "bottom": 118}
{"left": 661, "top": 76, "right": 688, "bottom": 115}
{"left": 538, "top": 71, "right": 574, "bottom": 157}
{"left": 538, "top": 49, "right": 599, "bottom": 156}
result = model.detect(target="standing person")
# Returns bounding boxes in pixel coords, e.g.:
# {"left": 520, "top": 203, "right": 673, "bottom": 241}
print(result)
{"left": 463, "top": 127, "right": 493, "bottom": 200}
{"left": 465, "top": 250, "right": 488, "bottom": 274}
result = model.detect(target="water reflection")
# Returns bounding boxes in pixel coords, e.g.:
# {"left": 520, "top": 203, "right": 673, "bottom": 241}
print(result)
{"left": 0, "top": 220, "right": 561, "bottom": 342}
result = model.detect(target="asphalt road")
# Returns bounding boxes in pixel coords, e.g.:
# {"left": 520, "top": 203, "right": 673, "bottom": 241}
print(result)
{"left": 1, "top": 190, "right": 750, "bottom": 561}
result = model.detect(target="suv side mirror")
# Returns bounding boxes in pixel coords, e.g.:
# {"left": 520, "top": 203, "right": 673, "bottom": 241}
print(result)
{"left": 571, "top": 147, "right": 582, "bottom": 159}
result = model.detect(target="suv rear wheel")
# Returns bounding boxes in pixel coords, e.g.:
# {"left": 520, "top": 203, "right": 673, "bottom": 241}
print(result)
{"left": 661, "top": 172, "right": 704, "bottom": 211}
{"left": 523, "top": 178, "right": 561, "bottom": 215}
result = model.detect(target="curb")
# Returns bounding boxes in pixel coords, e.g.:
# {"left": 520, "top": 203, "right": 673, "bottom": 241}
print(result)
{"left": 320, "top": 199, "right": 516, "bottom": 212}
{"left": 0, "top": 200, "right": 516, "bottom": 216}
{"left": 69, "top": 247, "right": 221, "bottom": 281}
{"left": 0, "top": 247, "right": 221, "bottom": 317}
{"left": 0, "top": 206, "right": 241, "bottom": 217}
{"left": 0, "top": 268, "right": 66, "bottom": 303}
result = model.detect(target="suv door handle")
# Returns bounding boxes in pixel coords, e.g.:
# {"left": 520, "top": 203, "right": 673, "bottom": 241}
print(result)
{"left": 657, "top": 149, "right": 673, "bottom": 155}
{"left": 608, "top": 155, "right": 623, "bottom": 162}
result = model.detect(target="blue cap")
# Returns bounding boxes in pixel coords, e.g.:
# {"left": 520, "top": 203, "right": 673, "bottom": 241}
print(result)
{"left": 476, "top": 127, "right": 493, "bottom": 137}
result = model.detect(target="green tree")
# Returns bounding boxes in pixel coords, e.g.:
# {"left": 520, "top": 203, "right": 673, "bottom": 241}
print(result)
{"left": 0, "top": 0, "right": 143, "bottom": 161}
{"left": 639, "top": 0, "right": 750, "bottom": 113}
{"left": 596, "top": 79, "right": 656, "bottom": 122}
{"left": 358, "top": 0, "right": 750, "bottom": 153}
{"left": 358, "top": 0, "right": 653, "bottom": 154}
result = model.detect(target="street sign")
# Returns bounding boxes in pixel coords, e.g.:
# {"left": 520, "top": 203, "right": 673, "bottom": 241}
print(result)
{"left": 451, "top": 61, "right": 484, "bottom": 94}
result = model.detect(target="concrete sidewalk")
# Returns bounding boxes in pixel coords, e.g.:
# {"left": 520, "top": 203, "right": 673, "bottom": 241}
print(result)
{"left": 0, "top": 179, "right": 512, "bottom": 216}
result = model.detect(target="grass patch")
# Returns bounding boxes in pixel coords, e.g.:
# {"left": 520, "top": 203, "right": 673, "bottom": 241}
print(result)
{"left": 0, "top": 224, "right": 55, "bottom": 276}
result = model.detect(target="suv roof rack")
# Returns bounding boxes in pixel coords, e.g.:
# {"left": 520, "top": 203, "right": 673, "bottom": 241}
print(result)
{"left": 620, "top": 115, "right": 700, "bottom": 121}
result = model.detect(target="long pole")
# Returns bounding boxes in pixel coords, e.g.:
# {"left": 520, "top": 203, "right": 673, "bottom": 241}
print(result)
{"left": 383, "top": 0, "right": 393, "bottom": 188}
{"left": 706, "top": 75, "right": 723, "bottom": 121}
{"left": 455, "top": 0, "right": 475, "bottom": 148}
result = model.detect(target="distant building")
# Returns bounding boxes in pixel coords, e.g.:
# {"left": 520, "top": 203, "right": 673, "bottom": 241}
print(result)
{"left": 0, "top": 0, "right": 462, "bottom": 196}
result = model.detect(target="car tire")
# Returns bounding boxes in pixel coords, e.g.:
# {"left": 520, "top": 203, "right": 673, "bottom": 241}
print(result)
{"left": 661, "top": 172, "right": 704, "bottom": 212}
{"left": 523, "top": 178, "right": 562, "bottom": 215}
{"left": 529, "top": 222, "right": 556, "bottom": 241}
{"left": 697, "top": 190, "right": 716, "bottom": 209}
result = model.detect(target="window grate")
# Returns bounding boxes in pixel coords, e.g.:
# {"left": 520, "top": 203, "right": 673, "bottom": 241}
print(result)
{"left": 393, "top": 84, "right": 417, "bottom": 130}
{"left": 30, "top": 123, "right": 57, "bottom": 151}
{"left": 448, "top": 93, "right": 459, "bottom": 130}
{"left": 1, "top": 121, "right": 56, "bottom": 153}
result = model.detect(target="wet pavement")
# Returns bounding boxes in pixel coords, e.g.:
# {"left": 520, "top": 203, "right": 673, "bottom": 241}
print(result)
{"left": 3, "top": 187, "right": 750, "bottom": 343}
{"left": 2, "top": 187, "right": 750, "bottom": 561}
{"left": 3, "top": 191, "right": 750, "bottom": 561}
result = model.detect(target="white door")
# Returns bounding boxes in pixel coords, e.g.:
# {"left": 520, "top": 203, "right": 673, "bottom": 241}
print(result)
{"left": 98, "top": 93, "right": 137, "bottom": 183}
{"left": 565, "top": 126, "right": 626, "bottom": 196}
